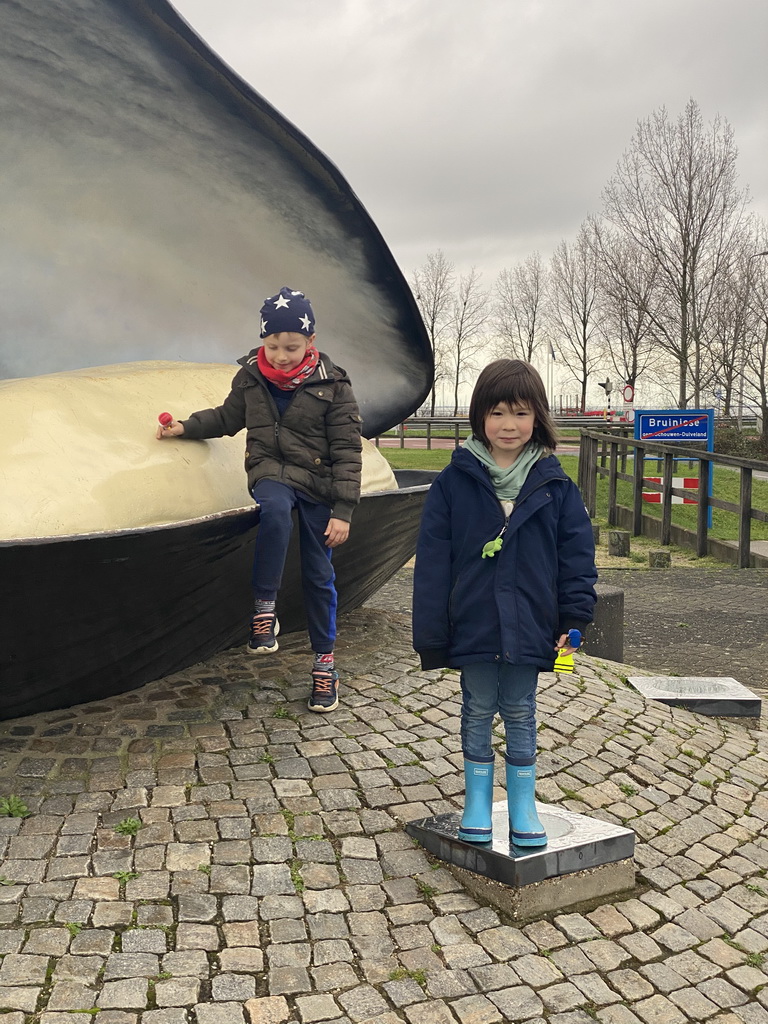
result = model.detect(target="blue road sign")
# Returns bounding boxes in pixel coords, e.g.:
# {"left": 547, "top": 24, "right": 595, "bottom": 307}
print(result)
{"left": 634, "top": 409, "right": 714, "bottom": 527}
{"left": 635, "top": 409, "right": 713, "bottom": 443}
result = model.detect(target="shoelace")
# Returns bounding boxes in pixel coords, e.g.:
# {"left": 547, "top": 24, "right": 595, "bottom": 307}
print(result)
{"left": 251, "top": 615, "right": 275, "bottom": 637}
{"left": 311, "top": 670, "right": 335, "bottom": 696}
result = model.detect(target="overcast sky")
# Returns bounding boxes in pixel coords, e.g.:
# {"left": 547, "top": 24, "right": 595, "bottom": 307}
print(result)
{"left": 171, "top": 0, "right": 768, "bottom": 406}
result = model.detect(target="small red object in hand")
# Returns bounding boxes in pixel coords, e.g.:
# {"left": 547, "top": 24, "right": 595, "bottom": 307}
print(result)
{"left": 158, "top": 412, "right": 173, "bottom": 429}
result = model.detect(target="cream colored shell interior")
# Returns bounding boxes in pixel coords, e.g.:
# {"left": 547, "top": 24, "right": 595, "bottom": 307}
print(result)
{"left": 0, "top": 361, "right": 397, "bottom": 540}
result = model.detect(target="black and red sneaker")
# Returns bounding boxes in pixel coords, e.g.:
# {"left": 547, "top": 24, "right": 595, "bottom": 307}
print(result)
{"left": 307, "top": 668, "right": 339, "bottom": 713}
{"left": 247, "top": 614, "right": 280, "bottom": 655}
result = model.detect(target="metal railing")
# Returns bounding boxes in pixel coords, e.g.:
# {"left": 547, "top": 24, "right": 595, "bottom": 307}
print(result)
{"left": 578, "top": 428, "right": 768, "bottom": 568}
{"left": 373, "top": 415, "right": 621, "bottom": 449}
{"left": 374, "top": 417, "right": 471, "bottom": 449}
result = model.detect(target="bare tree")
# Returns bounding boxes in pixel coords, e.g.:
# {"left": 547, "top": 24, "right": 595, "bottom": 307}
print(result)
{"left": 412, "top": 250, "right": 454, "bottom": 414}
{"left": 546, "top": 223, "right": 603, "bottom": 412}
{"left": 703, "top": 227, "right": 758, "bottom": 415}
{"left": 492, "top": 253, "right": 545, "bottom": 362}
{"left": 742, "top": 230, "right": 768, "bottom": 432}
{"left": 446, "top": 268, "right": 489, "bottom": 415}
{"left": 602, "top": 99, "right": 749, "bottom": 407}
{"left": 591, "top": 216, "right": 658, "bottom": 395}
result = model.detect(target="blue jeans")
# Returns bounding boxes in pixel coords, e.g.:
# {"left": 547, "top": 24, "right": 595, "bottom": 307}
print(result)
{"left": 250, "top": 480, "right": 337, "bottom": 653}
{"left": 460, "top": 663, "right": 539, "bottom": 765}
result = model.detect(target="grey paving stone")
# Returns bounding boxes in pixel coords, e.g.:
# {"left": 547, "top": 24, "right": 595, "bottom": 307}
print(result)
{"left": 539, "top": 982, "right": 588, "bottom": 1012}
{"left": 617, "top": 932, "right": 664, "bottom": 963}
{"left": 606, "top": 969, "right": 655, "bottom": 1001}
{"left": 632, "top": 993, "right": 688, "bottom": 1024}
{"left": 268, "top": 966, "right": 313, "bottom": 996}
{"left": 0, "top": 953, "right": 50, "bottom": 986}
{"left": 697, "top": 977, "right": 750, "bottom": 1008}
{"left": 195, "top": 1004, "right": 247, "bottom": 1024}
{"left": 580, "top": 940, "right": 631, "bottom": 972}
{"left": 97, "top": 978, "right": 149, "bottom": 1010}
{"left": 311, "top": 963, "right": 360, "bottom": 993}
{"left": 649, "top": 922, "right": 700, "bottom": 951}
{"left": 402, "top": 999, "right": 459, "bottom": 1023}
{"left": 212, "top": 973, "right": 257, "bottom": 1001}
{"left": 553, "top": 914, "right": 601, "bottom": 943}
{"left": 488, "top": 985, "right": 544, "bottom": 1021}
{"left": 668, "top": 985, "right": 720, "bottom": 1020}
{"left": 0, "top": 988, "right": 41, "bottom": 1012}
{"left": 549, "top": 947, "right": 596, "bottom": 976}
{"left": 153, "top": 977, "right": 202, "bottom": 1007}
{"left": 469, "top": 965, "right": 520, "bottom": 993}
{"left": 337, "top": 983, "right": 391, "bottom": 1021}
{"left": 260, "top": 895, "right": 305, "bottom": 920}
{"left": 512, "top": 955, "right": 563, "bottom": 989}
{"left": 477, "top": 926, "right": 537, "bottom": 960}
{"left": 142, "top": 1011, "right": 190, "bottom": 1024}
{"left": 294, "top": 993, "right": 344, "bottom": 1022}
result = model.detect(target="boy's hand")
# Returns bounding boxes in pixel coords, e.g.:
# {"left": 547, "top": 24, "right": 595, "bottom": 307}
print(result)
{"left": 325, "top": 517, "right": 349, "bottom": 548}
{"left": 156, "top": 420, "right": 185, "bottom": 439}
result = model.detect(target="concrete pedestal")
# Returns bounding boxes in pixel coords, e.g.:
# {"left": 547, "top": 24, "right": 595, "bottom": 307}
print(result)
{"left": 628, "top": 675, "right": 761, "bottom": 717}
{"left": 407, "top": 802, "right": 635, "bottom": 919}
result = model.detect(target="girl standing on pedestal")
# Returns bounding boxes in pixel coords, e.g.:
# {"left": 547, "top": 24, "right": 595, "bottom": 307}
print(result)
{"left": 413, "top": 359, "right": 597, "bottom": 845}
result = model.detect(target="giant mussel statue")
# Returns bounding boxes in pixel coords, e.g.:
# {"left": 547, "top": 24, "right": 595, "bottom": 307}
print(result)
{"left": 0, "top": 0, "right": 434, "bottom": 718}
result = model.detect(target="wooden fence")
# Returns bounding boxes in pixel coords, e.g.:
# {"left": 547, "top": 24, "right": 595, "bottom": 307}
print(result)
{"left": 578, "top": 428, "right": 768, "bottom": 568}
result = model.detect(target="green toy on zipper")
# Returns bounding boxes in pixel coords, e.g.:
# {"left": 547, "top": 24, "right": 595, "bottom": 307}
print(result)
{"left": 481, "top": 536, "right": 504, "bottom": 558}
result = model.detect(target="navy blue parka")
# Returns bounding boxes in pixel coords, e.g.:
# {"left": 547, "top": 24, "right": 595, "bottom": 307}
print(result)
{"left": 412, "top": 447, "right": 597, "bottom": 671}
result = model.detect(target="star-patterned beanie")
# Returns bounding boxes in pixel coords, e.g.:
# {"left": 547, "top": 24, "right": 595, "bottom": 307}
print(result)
{"left": 259, "top": 287, "right": 315, "bottom": 338}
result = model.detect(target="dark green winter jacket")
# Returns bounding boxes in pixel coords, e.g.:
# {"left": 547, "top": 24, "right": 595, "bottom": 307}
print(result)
{"left": 181, "top": 351, "right": 363, "bottom": 522}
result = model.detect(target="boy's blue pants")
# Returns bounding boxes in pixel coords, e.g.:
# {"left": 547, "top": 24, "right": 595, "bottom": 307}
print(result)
{"left": 250, "top": 480, "right": 337, "bottom": 654}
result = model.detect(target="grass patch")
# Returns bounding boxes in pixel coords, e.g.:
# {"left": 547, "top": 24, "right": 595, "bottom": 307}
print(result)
{"left": 382, "top": 446, "right": 767, "bottom": 553}
{"left": 389, "top": 966, "right": 428, "bottom": 985}
{"left": 585, "top": 453, "right": 768, "bottom": 543}
{"left": 380, "top": 444, "right": 768, "bottom": 549}
{"left": 381, "top": 448, "right": 452, "bottom": 471}
{"left": 114, "top": 817, "right": 143, "bottom": 837}
{"left": 0, "top": 796, "right": 30, "bottom": 818}
{"left": 113, "top": 871, "right": 140, "bottom": 884}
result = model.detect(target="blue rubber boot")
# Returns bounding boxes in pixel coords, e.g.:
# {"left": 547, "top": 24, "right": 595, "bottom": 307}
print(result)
{"left": 505, "top": 758, "right": 547, "bottom": 847}
{"left": 457, "top": 758, "right": 494, "bottom": 842}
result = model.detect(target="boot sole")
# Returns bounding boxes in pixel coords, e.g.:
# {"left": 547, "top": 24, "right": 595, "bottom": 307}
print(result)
{"left": 510, "top": 833, "right": 548, "bottom": 847}
{"left": 457, "top": 829, "right": 492, "bottom": 843}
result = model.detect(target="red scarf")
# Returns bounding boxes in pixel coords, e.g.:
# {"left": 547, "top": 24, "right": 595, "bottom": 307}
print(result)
{"left": 256, "top": 344, "right": 320, "bottom": 390}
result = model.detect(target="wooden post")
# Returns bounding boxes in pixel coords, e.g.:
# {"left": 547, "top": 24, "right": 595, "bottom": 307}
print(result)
{"left": 608, "top": 530, "right": 630, "bottom": 557}
{"left": 661, "top": 452, "right": 673, "bottom": 546}
{"left": 739, "top": 468, "right": 753, "bottom": 568}
{"left": 633, "top": 444, "right": 644, "bottom": 536}
{"left": 592, "top": 522, "right": 600, "bottom": 545}
{"left": 696, "top": 458, "right": 710, "bottom": 557}
{"left": 608, "top": 443, "right": 618, "bottom": 526}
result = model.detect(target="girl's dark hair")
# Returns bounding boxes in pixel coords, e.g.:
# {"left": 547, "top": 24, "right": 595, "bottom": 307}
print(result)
{"left": 468, "top": 359, "right": 558, "bottom": 450}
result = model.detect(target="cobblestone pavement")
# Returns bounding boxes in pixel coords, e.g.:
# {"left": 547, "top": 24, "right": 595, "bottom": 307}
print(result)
{"left": 0, "top": 601, "right": 767, "bottom": 1024}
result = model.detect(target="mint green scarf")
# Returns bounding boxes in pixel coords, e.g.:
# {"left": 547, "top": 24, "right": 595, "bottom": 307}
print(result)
{"left": 463, "top": 437, "right": 544, "bottom": 500}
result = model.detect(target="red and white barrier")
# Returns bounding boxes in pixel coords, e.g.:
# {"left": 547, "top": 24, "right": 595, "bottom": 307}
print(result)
{"left": 642, "top": 477, "right": 698, "bottom": 504}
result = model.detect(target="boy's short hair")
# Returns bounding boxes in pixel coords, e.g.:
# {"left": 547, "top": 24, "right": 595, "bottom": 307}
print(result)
{"left": 469, "top": 359, "right": 558, "bottom": 450}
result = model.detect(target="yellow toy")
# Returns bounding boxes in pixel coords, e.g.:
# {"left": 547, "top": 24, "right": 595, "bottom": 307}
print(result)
{"left": 554, "top": 649, "right": 574, "bottom": 674}
{"left": 554, "top": 629, "right": 581, "bottom": 674}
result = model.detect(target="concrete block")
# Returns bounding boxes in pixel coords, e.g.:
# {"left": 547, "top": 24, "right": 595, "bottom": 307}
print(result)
{"left": 588, "top": 584, "right": 624, "bottom": 662}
